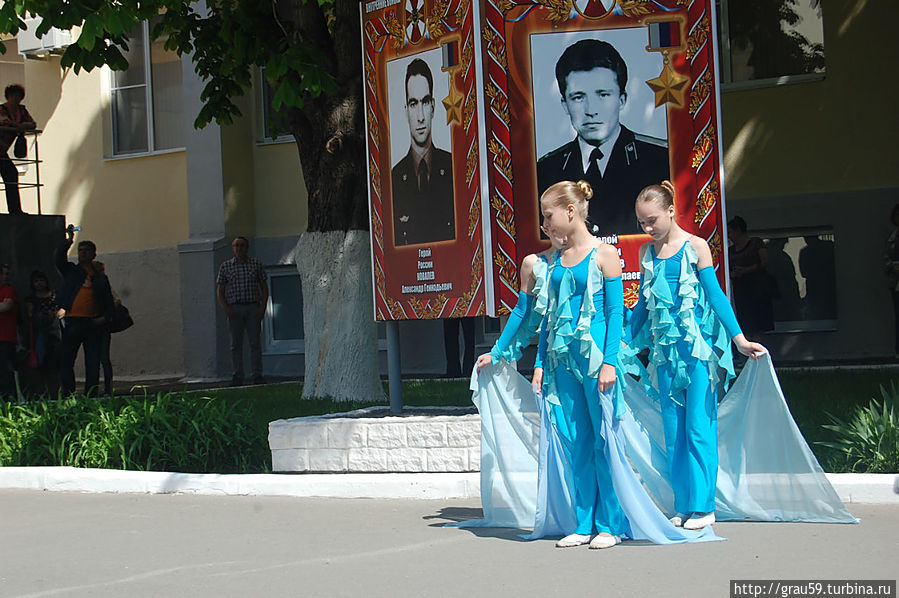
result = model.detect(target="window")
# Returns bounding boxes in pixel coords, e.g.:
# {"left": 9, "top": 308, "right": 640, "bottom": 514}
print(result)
{"left": 110, "top": 18, "right": 184, "bottom": 155}
{"left": 736, "top": 227, "right": 838, "bottom": 334}
{"left": 257, "top": 67, "right": 293, "bottom": 142}
{"left": 264, "top": 269, "right": 389, "bottom": 354}
{"left": 264, "top": 267, "right": 304, "bottom": 354}
{"left": 716, "top": 0, "right": 825, "bottom": 89}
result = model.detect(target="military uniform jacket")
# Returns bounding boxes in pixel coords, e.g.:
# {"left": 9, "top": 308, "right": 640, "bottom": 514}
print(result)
{"left": 391, "top": 146, "right": 456, "bottom": 246}
{"left": 537, "top": 125, "right": 669, "bottom": 235}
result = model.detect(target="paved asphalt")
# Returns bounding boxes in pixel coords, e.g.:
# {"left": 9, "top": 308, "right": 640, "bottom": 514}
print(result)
{"left": 0, "top": 490, "right": 896, "bottom": 598}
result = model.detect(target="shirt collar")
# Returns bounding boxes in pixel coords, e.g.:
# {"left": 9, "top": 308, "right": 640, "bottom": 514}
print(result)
{"left": 410, "top": 143, "right": 433, "bottom": 174}
{"left": 578, "top": 124, "right": 620, "bottom": 176}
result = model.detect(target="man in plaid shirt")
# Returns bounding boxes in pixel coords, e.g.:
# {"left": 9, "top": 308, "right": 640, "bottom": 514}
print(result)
{"left": 216, "top": 237, "right": 269, "bottom": 385}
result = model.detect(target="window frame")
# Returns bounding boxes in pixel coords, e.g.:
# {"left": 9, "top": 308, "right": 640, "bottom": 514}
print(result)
{"left": 716, "top": 0, "right": 826, "bottom": 92}
{"left": 748, "top": 226, "right": 839, "bottom": 334}
{"left": 255, "top": 67, "right": 294, "bottom": 146}
{"left": 263, "top": 266, "right": 305, "bottom": 356}
{"left": 108, "top": 20, "right": 186, "bottom": 158}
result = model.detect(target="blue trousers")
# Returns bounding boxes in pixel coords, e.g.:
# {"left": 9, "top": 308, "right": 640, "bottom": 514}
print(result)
{"left": 657, "top": 359, "right": 718, "bottom": 514}
{"left": 553, "top": 362, "right": 629, "bottom": 536}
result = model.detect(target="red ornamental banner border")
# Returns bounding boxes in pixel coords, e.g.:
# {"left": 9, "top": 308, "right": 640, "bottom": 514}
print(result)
{"left": 481, "top": 0, "right": 726, "bottom": 312}
{"left": 364, "top": 0, "right": 487, "bottom": 321}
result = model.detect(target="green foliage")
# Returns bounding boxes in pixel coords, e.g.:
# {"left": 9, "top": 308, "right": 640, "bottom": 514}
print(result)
{"left": 0, "top": 393, "right": 269, "bottom": 473}
{"left": 817, "top": 383, "right": 899, "bottom": 473}
{"left": 0, "top": 0, "right": 340, "bottom": 129}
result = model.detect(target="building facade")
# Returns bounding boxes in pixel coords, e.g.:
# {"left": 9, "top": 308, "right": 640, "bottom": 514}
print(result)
{"left": 0, "top": 0, "right": 895, "bottom": 384}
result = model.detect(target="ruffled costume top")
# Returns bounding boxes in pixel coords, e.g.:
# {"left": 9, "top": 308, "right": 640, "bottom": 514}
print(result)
{"left": 622, "top": 241, "right": 735, "bottom": 406}
{"left": 538, "top": 248, "right": 627, "bottom": 418}
{"left": 488, "top": 255, "right": 549, "bottom": 364}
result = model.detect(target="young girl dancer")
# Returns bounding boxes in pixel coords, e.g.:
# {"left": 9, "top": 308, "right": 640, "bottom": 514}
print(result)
{"left": 627, "top": 181, "right": 766, "bottom": 530}
{"left": 531, "top": 180, "right": 626, "bottom": 548}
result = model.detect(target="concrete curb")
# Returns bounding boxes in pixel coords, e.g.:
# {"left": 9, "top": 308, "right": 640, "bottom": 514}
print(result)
{"left": 0, "top": 467, "right": 479, "bottom": 499}
{"left": 1, "top": 467, "right": 897, "bottom": 503}
{"left": 826, "top": 473, "right": 899, "bottom": 504}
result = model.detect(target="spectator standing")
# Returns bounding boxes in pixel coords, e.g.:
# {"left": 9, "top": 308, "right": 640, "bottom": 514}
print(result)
{"left": 0, "top": 263, "right": 17, "bottom": 398}
{"left": 799, "top": 234, "right": 837, "bottom": 320}
{"left": 727, "top": 216, "right": 774, "bottom": 340}
{"left": 55, "top": 227, "right": 115, "bottom": 396}
{"left": 443, "top": 317, "right": 475, "bottom": 378}
{"left": 0, "top": 84, "right": 36, "bottom": 215}
{"left": 216, "top": 237, "right": 269, "bottom": 386}
{"left": 24, "top": 270, "right": 60, "bottom": 395}
{"left": 765, "top": 237, "right": 802, "bottom": 323}
{"left": 92, "top": 260, "right": 116, "bottom": 396}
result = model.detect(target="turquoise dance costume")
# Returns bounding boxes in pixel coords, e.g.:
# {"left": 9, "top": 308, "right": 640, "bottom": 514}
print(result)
{"left": 455, "top": 248, "right": 718, "bottom": 544}
{"left": 625, "top": 240, "right": 741, "bottom": 515}
{"left": 621, "top": 239, "right": 855, "bottom": 523}
{"left": 454, "top": 241, "right": 855, "bottom": 541}
{"left": 535, "top": 248, "right": 627, "bottom": 536}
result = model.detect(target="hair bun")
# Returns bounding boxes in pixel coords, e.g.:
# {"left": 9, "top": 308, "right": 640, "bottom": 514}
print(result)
{"left": 576, "top": 180, "right": 593, "bottom": 200}
{"left": 660, "top": 180, "right": 676, "bottom": 198}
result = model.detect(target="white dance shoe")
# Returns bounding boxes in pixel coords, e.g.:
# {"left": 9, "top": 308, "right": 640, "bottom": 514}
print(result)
{"left": 588, "top": 534, "right": 621, "bottom": 550}
{"left": 683, "top": 512, "right": 715, "bottom": 530}
{"left": 555, "top": 533, "right": 591, "bottom": 548}
{"left": 669, "top": 513, "right": 686, "bottom": 527}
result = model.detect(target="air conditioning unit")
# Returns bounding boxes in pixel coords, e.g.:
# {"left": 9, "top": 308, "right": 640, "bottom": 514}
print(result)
{"left": 17, "top": 16, "right": 72, "bottom": 58}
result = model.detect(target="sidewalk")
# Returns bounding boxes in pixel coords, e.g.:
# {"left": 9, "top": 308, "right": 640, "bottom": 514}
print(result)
{"left": 0, "top": 490, "right": 895, "bottom": 598}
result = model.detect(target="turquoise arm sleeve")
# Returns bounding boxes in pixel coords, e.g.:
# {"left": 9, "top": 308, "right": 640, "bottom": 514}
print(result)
{"left": 599, "top": 276, "right": 623, "bottom": 364}
{"left": 625, "top": 271, "right": 648, "bottom": 344}
{"left": 698, "top": 266, "right": 743, "bottom": 339}
{"left": 535, "top": 324, "right": 547, "bottom": 369}
{"left": 489, "top": 292, "right": 535, "bottom": 361}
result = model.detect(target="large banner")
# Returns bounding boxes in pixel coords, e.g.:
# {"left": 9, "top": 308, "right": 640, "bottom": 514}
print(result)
{"left": 364, "top": 0, "right": 727, "bottom": 319}
{"left": 363, "top": 0, "right": 491, "bottom": 320}
{"left": 481, "top": 0, "right": 727, "bottom": 311}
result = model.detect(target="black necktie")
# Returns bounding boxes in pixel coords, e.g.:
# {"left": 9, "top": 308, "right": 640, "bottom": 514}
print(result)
{"left": 584, "top": 147, "right": 603, "bottom": 181}
{"left": 418, "top": 160, "right": 429, "bottom": 192}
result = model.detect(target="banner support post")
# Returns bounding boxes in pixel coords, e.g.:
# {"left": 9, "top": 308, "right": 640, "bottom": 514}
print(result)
{"left": 386, "top": 320, "right": 403, "bottom": 413}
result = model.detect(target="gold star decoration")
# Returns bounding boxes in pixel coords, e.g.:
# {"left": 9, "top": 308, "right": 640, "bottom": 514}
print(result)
{"left": 646, "top": 63, "right": 689, "bottom": 108}
{"left": 443, "top": 85, "right": 463, "bottom": 126}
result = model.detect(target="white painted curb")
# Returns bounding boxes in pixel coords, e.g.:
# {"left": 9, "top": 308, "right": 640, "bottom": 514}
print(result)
{"left": 826, "top": 473, "right": 899, "bottom": 504}
{"left": 0, "top": 467, "right": 479, "bottom": 499}
{"left": 0, "top": 467, "right": 897, "bottom": 503}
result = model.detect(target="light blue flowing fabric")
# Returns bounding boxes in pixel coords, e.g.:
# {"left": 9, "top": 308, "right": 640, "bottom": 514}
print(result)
{"left": 618, "top": 354, "right": 857, "bottom": 523}
{"left": 454, "top": 353, "right": 856, "bottom": 536}
{"left": 453, "top": 361, "right": 720, "bottom": 543}
{"left": 445, "top": 361, "right": 573, "bottom": 533}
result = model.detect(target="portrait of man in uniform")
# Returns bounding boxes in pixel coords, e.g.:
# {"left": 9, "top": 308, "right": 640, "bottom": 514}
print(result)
{"left": 536, "top": 38, "right": 669, "bottom": 236}
{"left": 391, "top": 57, "right": 456, "bottom": 246}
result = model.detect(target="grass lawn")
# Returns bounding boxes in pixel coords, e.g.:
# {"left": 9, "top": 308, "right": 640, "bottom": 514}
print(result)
{"left": 7, "top": 367, "right": 891, "bottom": 474}
{"left": 190, "top": 367, "right": 897, "bottom": 473}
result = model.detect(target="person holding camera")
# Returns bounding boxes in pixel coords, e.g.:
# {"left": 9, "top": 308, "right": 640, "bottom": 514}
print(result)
{"left": 55, "top": 226, "right": 115, "bottom": 396}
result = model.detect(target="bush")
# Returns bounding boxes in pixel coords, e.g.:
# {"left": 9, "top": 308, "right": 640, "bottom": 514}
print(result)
{"left": 0, "top": 393, "right": 269, "bottom": 473}
{"left": 817, "top": 383, "right": 899, "bottom": 473}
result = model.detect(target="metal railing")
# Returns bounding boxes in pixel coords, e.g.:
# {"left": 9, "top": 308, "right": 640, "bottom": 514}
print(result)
{"left": 0, "top": 127, "right": 43, "bottom": 214}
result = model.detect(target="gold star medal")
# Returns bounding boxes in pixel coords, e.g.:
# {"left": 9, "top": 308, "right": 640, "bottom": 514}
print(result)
{"left": 646, "top": 62, "right": 689, "bottom": 108}
{"left": 443, "top": 85, "right": 463, "bottom": 126}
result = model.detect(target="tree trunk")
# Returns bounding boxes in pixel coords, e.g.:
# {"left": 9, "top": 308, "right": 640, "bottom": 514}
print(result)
{"left": 284, "top": 0, "right": 379, "bottom": 401}
{"left": 294, "top": 229, "right": 384, "bottom": 402}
